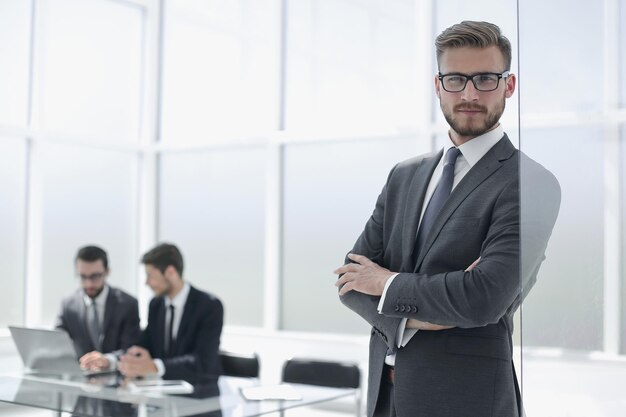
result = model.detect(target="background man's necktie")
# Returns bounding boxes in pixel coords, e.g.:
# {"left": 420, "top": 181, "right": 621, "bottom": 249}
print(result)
{"left": 412, "top": 147, "right": 462, "bottom": 265}
{"left": 166, "top": 304, "right": 175, "bottom": 357}
{"left": 87, "top": 302, "right": 101, "bottom": 351}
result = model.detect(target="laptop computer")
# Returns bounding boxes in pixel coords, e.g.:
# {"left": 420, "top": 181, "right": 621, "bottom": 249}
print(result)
{"left": 9, "top": 326, "right": 116, "bottom": 377}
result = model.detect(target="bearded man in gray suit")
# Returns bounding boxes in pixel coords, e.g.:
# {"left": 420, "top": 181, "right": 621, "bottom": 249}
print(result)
{"left": 56, "top": 245, "right": 140, "bottom": 370}
{"left": 335, "top": 21, "right": 560, "bottom": 417}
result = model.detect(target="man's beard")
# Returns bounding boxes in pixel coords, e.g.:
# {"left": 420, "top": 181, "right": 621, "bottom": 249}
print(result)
{"left": 87, "top": 286, "right": 104, "bottom": 299}
{"left": 441, "top": 98, "right": 505, "bottom": 138}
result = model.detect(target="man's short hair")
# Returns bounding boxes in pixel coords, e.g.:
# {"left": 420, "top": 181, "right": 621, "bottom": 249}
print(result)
{"left": 141, "top": 243, "right": 184, "bottom": 277}
{"left": 435, "top": 21, "right": 512, "bottom": 71}
{"left": 76, "top": 245, "right": 109, "bottom": 270}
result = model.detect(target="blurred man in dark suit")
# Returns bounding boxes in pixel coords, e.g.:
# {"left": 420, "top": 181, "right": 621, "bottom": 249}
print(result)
{"left": 56, "top": 245, "right": 140, "bottom": 370}
{"left": 118, "top": 243, "right": 224, "bottom": 384}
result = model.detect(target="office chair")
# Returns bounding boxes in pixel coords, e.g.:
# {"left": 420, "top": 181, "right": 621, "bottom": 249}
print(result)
{"left": 219, "top": 350, "right": 260, "bottom": 379}
{"left": 281, "top": 358, "right": 361, "bottom": 416}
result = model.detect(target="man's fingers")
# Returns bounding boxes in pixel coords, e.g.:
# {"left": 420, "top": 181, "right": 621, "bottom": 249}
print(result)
{"left": 80, "top": 351, "right": 98, "bottom": 360}
{"left": 333, "top": 263, "right": 361, "bottom": 275}
{"left": 338, "top": 281, "right": 355, "bottom": 296}
{"left": 465, "top": 256, "right": 481, "bottom": 272}
{"left": 79, "top": 352, "right": 100, "bottom": 366}
{"left": 126, "top": 346, "right": 144, "bottom": 357}
{"left": 347, "top": 253, "right": 373, "bottom": 266}
{"left": 335, "top": 272, "right": 354, "bottom": 288}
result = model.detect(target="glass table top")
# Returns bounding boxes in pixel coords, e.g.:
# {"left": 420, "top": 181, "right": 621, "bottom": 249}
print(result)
{"left": 0, "top": 374, "right": 355, "bottom": 417}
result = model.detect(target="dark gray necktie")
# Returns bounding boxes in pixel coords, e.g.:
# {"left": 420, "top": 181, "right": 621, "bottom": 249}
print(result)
{"left": 166, "top": 305, "right": 175, "bottom": 357}
{"left": 413, "top": 147, "right": 462, "bottom": 265}
{"left": 87, "top": 301, "right": 101, "bottom": 351}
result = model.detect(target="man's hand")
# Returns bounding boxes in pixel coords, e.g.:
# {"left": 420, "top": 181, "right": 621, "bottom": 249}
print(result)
{"left": 79, "top": 351, "right": 110, "bottom": 371}
{"left": 406, "top": 320, "right": 454, "bottom": 330}
{"left": 406, "top": 257, "right": 482, "bottom": 331}
{"left": 465, "top": 256, "right": 481, "bottom": 272}
{"left": 334, "top": 254, "right": 395, "bottom": 296}
{"left": 118, "top": 346, "right": 158, "bottom": 378}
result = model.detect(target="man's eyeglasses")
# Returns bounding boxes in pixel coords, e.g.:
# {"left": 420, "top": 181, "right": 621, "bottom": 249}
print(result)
{"left": 438, "top": 71, "right": 509, "bottom": 92}
{"left": 79, "top": 272, "right": 105, "bottom": 282}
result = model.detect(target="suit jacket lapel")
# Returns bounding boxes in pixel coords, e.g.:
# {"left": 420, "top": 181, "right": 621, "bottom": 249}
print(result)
{"left": 413, "top": 136, "right": 516, "bottom": 272}
{"left": 401, "top": 150, "right": 443, "bottom": 271}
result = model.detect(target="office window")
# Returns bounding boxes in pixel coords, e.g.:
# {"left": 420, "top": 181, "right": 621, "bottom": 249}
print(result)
{"left": 285, "top": 0, "right": 418, "bottom": 134}
{"left": 159, "top": 148, "right": 266, "bottom": 327}
{"left": 160, "top": 0, "right": 280, "bottom": 143}
{"left": 33, "top": 0, "right": 142, "bottom": 142}
{"left": 281, "top": 136, "right": 420, "bottom": 333}
{"left": 0, "top": 138, "right": 27, "bottom": 327}
{"left": 0, "top": 0, "right": 31, "bottom": 128}
{"left": 520, "top": 126, "right": 605, "bottom": 351}
{"left": 518, "top": 0, "right": 603, "bottom": 114}
{"left": 38, "top": 143, "right": 138, "bottom": 326}
{"left": 433, "top": 0, "right": 519, "bottom": 127}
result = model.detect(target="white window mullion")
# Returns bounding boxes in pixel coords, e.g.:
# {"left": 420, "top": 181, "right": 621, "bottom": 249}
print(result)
{"left": 136, "top": 0, "right": 162, "bottom": 326}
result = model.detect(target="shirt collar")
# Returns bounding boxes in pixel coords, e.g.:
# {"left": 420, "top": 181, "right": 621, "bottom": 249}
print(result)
{"left": 444, "top": 124, "right": 504, "bottom": 168}
{"left": 165, "top": 282, "right": 191, "bottom": 311}
{"left": 83, "top": 284, "right": 109, "bottom": 307}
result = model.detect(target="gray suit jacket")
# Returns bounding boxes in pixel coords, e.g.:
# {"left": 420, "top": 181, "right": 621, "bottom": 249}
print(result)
{"left": 340, "top": 135, "right": 560, "bottom": 417}
{"left": 56, "top": 286, "right": 141, "bottom": 358}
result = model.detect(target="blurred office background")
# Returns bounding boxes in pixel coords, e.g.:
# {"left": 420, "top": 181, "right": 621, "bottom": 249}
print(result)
{"left": 0, "top": 0, "right": 625, "bottom": 416}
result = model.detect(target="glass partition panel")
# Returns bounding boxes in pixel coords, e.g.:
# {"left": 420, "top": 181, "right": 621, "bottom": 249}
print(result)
{"left": 518, "top": 0, "right": 603, "bottom": 115}
{"left": 160, "top": 0, "right": 280, "bottom": 143}
{"left": 0, "top": 138, "right": 27, "bottom": 327}
{"left": 521, "top": 127, "right": 603, "bottom": 351}
{"left": 618, "top": 0, "right": 626, "bottom": 108}
{"left": 0, "top": 0, "right": 31, "bottom": 128}
{"left": 285, "top": 0, "right": 419, "bottom": 133}
{"left": 34, "top": 0, "right": 142, "bottom": 142}
{"left": 621, "top": 123, "right": 626, "bottom": 354}
{"left": 281, "top": 136, "right": 420, "bottom": 333}
{"left": 520, "top": 1, "right": 626, "bottom": 413}
{"left": 158, "top": 148, "right": 266, "bottom": 327}
{"left": 38, "top": 143, "right": 138, "bottom": 326}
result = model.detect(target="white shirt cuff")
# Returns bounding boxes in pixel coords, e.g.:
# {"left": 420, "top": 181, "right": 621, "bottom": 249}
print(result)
{"left": 104, "top": 353, "right": 117, "bottom": 370}
{"left": 153, "top": 359, "right": 166, "bottom": 377}
{"left": 400, "top": 328, "right": 419, "bottom": 347}
{"left": 377, "top": 273, "right": 400, "bottom": 313}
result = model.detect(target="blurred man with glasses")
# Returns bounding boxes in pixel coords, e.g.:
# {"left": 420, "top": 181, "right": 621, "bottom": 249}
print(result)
{"left": 56, "top": 245, "right": 141, "bottom": 370}
{"left": 335, "top": 21, "right": 560, "bottom": 417}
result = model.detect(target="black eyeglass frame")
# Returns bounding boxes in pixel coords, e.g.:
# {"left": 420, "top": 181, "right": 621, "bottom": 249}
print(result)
{"left": 437, "top": 70, "right": 510, "bottom": 92}
{"left": 79, "top": 272, "right": 106, "bottom": 282}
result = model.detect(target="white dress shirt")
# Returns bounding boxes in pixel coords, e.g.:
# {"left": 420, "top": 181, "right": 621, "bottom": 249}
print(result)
{"left": 377, "top": 125, "right": 505, "bottom": 366}
{"left": 154, "top": 282, "right": 191, "bottom": 376}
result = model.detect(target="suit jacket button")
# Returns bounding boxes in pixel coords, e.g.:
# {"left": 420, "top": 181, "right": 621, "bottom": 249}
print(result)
{"left": 394, "top": 305, "right": 400, "bottom": 312}
{"left": 400, "top": 305, "right": 405, "bottom": 312}
{"left": 412, "top": 306, "right": 417, "bottom": 313}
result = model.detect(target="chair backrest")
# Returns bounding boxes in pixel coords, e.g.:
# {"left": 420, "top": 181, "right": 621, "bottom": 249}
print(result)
{"left": 219, "top": 350, "right": 260, "bottom": 378}
{"left": 282, "top": 358, "right": 360, "bottom": 389}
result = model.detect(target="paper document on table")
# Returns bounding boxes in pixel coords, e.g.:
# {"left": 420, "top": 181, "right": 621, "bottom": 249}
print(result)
{"left": 240, "top": 384, "right": 302, "bottom": 401}
{"left": 128, "top": 379, "right": 193, "bottom": 394}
